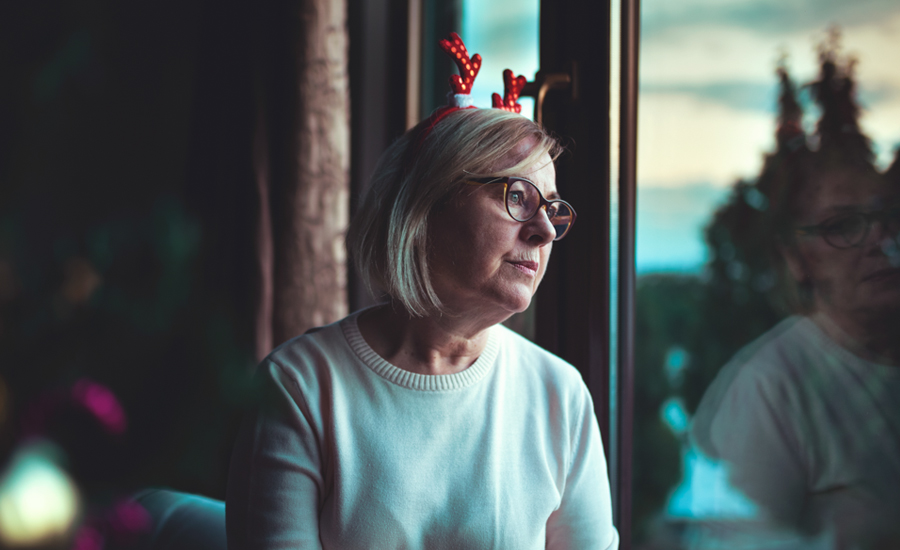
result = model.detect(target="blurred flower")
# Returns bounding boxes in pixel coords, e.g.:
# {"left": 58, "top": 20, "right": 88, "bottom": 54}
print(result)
{"left": 70, "top": 525, "right": 103, "bottom": 550}
{"left": 71, "top": 381, "right": 126, "bottom": 436}
{"left": 106, "top": 498, "right": 151, "bottom": 545}
{"left": 23, "top": 379, "right": 126, "bottom": 438}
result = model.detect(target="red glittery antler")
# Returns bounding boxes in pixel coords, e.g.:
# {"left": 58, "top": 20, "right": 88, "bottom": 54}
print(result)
{"left": 439, "top": 33, "right": 482, "bottom": 94}
{"left": 492, "top": 69, "right": 527, "bottom": 113}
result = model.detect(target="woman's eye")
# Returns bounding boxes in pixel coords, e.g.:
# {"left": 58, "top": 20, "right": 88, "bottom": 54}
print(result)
{"left": 509, "top": 192, "right": 524, "bottom": 204}
{"left": 824, "top": 215, "right": 863, "bottom": 236}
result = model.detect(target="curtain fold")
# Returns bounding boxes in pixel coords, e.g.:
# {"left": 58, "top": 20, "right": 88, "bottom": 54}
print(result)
{"left": 255, "top": 0, "right": 350, "bottom": 357}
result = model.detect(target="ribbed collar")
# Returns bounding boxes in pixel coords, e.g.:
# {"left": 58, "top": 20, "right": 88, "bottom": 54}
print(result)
{"left": 341, "top": 309, "right": 500, "bottom": 391}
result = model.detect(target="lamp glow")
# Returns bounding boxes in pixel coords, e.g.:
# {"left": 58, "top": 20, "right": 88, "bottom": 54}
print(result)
{"left": 0, "top": 443, "right": 80, "bottom": 547}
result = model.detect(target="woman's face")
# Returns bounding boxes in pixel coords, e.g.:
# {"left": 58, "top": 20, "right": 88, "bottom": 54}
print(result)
{"left": 785, "top": 168, "right": 900, "bottom": 322}
{"left": 427, "top": 145, "right": 558, "bottom": 323}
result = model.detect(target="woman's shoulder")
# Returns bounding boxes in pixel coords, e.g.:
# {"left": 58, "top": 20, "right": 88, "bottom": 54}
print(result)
{"left": 253, "top": 312, "right": 366, "bottom": 397}
{"left": 266, "top": 316, "right": 350, "bottom": 367}
{"left": 690, "top": 316, "right": 828, "bottom": 453}
{"left": 493, "top": 323, "right": 588, "bottom": 394}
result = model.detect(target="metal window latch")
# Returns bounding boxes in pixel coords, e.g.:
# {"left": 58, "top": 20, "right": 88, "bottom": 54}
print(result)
{"left": 521, "top": 63, "right": 578, "bottom": 126}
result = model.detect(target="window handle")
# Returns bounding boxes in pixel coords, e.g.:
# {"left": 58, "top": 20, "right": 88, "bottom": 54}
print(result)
{"left": 521, "top": 64, "right": 577, "bottom": 126}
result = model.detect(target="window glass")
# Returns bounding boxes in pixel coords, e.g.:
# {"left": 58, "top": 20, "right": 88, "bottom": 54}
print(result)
{"left": 634, "top": 0, "right": 900, "bottom": 547}
{"left": 461, "top": 0, "right": 539, "bottom": 119}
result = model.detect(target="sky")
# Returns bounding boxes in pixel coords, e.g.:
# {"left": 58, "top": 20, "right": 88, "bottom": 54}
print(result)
{"left": 639, "top": 0, "right": 900, "bottom": 187}
{"left": 461, "top": 0, "right": 540, "bottom": 118}
{"left": 636, "top": 0, "right": 900, "bottom": 271}
{"left": 461, "top": 0, "right": 900, "bottom": 273}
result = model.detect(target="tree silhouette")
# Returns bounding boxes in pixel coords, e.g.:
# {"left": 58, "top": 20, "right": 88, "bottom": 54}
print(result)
{"left": 633, "top": 32, "right": 896, "bottom": 544}
{"left": 885, "top": 147, "right": 900, "bottom": 186}
{"left": 808, "top": 29, "right": 874, "bottom": 169}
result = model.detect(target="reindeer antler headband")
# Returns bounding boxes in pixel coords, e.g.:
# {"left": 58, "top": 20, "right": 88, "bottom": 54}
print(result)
{"left": 419, "top": 33, "right": 528, "bottom": 136}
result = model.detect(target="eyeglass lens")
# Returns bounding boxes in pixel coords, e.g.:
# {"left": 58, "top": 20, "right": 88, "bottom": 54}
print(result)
{"left": 506, "top": 178, "right": 574, "bottom": 240}
{"left": 822, "top": 206, "right": 900, "bottom": 248}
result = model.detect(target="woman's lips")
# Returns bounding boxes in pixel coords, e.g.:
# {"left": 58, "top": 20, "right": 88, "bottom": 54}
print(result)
{"left": 509, "top": 260, "right": 539, "bottom": 276}
{"left": 863, "top": 267, "right": 900, "bottom": 284}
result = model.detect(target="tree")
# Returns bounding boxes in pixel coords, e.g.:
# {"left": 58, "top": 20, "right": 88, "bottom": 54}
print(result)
{"left": 633, "top": 32, "right": 894, "bottom": 543}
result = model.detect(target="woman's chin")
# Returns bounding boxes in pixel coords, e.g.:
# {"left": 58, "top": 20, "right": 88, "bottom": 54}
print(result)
{"left": 503, "top": 291, "right": 534, "bottom": 315}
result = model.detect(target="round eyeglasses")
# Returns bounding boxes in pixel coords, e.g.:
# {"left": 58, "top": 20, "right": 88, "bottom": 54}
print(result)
{"left": 467, "top": 176, "right": 577, "bottom": 241}
{"left": 794, "top": 204, "right": 900, "bottom": 249}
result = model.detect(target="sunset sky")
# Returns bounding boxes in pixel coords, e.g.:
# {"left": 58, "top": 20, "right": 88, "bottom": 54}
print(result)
{"left": 639, "top": 0, "right": 900, "bottom": 187}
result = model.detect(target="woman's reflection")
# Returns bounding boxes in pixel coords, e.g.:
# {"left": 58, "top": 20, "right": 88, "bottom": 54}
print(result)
{"left": 687, "top": 153, "right": 900, "bottom": 549}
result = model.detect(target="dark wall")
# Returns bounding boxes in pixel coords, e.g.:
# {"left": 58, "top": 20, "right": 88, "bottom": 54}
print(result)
{"left": 0, "top": 0, "right": 263, "bottom": 500}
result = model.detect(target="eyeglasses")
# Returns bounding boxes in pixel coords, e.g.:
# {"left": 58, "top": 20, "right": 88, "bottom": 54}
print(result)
{"left": 467, "top": 176, "right": 577, "bottom": 241}
{"left": 794, "top": 204, "right": 900, "bottom": 249}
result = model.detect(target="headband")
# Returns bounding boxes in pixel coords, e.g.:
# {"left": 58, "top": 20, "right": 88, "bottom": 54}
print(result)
{"left": 419, "top": 33, "right": 528, "bottom": 137}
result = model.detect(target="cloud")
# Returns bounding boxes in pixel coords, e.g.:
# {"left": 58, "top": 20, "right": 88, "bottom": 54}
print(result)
{"left": 642, "top": 0, "right": 900, "bottom": 38}
{"left": 638, "top": 9, "right": 900, "bottom": 171}
{"left": 641, "top": 82, "right": 779, "bottom": 114}
{"left": 637, "top": 93, "right": 774, "bottom": 187}
{"left": 859, "top": 95, "right": 900, "bottom": 167}
{"left": 641, "top": 8, "right": 900, "bottom": 87}
{"left": 640, "top": 80, "right": 896, "bottom": 117}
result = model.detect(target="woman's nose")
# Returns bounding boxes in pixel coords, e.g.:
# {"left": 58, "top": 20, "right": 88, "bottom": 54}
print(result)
{"left": 524, "top": 206, "right": 557, "bottom": 245}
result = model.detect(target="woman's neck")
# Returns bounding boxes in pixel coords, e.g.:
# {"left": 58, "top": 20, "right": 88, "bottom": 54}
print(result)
{"left": 357, "top": 304, "right": 497, "bottom": 375}
{"left": 812, "top": 308, "right": 900, "bottom": 366}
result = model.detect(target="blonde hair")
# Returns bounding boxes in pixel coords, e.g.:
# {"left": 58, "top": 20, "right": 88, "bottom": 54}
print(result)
{"left": 347, "top": 108, "right": 562, "bottom": 317}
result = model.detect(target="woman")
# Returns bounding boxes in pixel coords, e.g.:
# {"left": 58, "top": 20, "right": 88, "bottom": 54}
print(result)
{"left": 687, "top": 152, "right": 900, "bottom": 548}
{"left": 226, "top": 37, "right": 618, "bottom": 550}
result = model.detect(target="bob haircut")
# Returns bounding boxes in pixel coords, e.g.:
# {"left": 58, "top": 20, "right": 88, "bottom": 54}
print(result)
{"left": 347, "top": 108, "right": 562, "bottom": 317}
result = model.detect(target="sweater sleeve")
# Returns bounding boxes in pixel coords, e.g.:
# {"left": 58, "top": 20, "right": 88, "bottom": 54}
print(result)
{"left": 545, "top": 384, "right": 619, "bottom": 550}
{"left": 226, "top": 360, "right": 325, "bottom": 550}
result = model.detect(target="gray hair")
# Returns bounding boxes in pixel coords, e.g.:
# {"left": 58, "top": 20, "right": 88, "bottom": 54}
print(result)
{"left": 347, "top": 108, "right": 562, "bottom": 317}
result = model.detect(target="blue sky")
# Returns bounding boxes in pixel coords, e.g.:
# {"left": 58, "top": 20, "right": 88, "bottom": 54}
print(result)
{"left": 461, "top": 0, "right": 540, "bottom": 117}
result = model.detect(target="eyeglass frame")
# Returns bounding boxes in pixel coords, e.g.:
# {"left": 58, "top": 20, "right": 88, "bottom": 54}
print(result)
{"left": 793, "top": 203, "right": 900, "bottom": 249}
{"left": 465, "top": 176, "right": 577, "bottom": 241}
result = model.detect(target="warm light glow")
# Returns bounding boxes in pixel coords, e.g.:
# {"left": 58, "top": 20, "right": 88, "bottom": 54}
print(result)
{"left": 0, "top": 442, "right": 80, "bottom": 547}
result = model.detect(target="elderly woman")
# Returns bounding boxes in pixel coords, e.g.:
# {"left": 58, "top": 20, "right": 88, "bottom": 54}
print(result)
{"left": 687, "top": 148, "right": 900, "bottom": 548}
{"left": 226, "top": 36, "right": 618, "bottom": 550}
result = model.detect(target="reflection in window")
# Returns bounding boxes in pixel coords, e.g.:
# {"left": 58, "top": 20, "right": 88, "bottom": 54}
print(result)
{"left": 635, "top": 0, "right": 900, "bottom": 547}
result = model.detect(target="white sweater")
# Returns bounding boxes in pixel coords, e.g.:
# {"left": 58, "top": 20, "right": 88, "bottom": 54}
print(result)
{"left": 227, "top": 309, "right": 618, "bottom": 549}
{"left": 688, "top": 315, "right": 900, "bottom": 547}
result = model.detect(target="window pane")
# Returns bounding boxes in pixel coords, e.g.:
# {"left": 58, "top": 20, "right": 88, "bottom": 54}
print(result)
{"left": 461, "top": 0, "right": 539, "bottom": 119}
{"left": 634, "top": 1, "right": 900, "bottom": 547}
